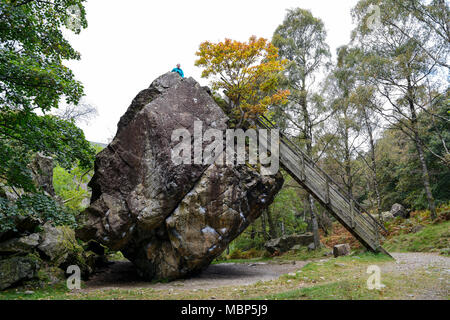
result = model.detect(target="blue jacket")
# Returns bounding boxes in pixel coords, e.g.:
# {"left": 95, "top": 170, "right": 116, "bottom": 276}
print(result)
{"left": 172, "top": 67, "right": 184, "bottom": 78}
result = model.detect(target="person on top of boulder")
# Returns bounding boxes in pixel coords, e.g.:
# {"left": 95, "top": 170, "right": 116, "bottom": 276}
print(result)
{"left": 171, "top": 64, "right": 184, "bottom": 78}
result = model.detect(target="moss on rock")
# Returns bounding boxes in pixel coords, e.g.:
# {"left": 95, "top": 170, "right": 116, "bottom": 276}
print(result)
{"left": 0, "top": 254, "right": 41, "bottom": 290}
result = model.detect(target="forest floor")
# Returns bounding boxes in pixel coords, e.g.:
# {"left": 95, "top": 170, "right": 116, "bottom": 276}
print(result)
{"left": 1, "top": 251, "right": 448, "bottom": 300}
{"left": 1, "top": 210, "right": 448, "bottom": 300}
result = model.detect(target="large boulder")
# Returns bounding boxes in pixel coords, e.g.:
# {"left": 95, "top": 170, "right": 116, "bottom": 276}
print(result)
{"left": 77, "top": 73, "right": 283, "bottom": 280}
{"left": 38, "top": 223, "right": 78, "bottom": 266}
{"left": 264, "top": 233, "right": 314, "bottom": 254}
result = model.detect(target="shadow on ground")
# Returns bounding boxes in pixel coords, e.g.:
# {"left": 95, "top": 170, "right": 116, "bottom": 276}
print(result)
{"left": 84, "top": 260, "right": 308, "bottom": 291}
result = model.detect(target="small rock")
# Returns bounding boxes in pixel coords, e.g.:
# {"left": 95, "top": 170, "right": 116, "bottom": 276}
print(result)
{"left": 333, "top": 244, "right": 351, "bottom": 257}
{"left": 391, "top": 203, "right": 409, "bottom": 218}
{"left": 411, "top": 225, "right": 424, "bottom": 233}
{"left": 24, "top": 291, "right": 34, "bottom": 295}
{"left": 381, "top": 211, "right": 395, "bottom": 221}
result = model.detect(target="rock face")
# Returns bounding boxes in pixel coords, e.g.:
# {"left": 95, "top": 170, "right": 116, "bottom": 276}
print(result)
{"left": 0, "top": 234, "right": 40, "bottom": 255}
{"left": 264, "top": 233, "right": 314, "bottom": 254}
{"left": 0, "top": 222, "right": 104, "bottom": 291}
{"left": 77, "top": 73, "right": 283, "bottom": 280}
{"left": 30, "top": 153, "right": 55, "bottom": 197}
{"left": 38, "top": 223, "right": 90, "bottom": 272}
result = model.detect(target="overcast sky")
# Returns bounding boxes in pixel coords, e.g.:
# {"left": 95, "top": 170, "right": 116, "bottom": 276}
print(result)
{"left": 64, "top": 0, "right": 360, "bottom": 143}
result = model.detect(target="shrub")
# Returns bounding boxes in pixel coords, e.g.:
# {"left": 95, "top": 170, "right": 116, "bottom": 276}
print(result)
{"left": 0, "top": 194, "right": 77, "bottom": 233}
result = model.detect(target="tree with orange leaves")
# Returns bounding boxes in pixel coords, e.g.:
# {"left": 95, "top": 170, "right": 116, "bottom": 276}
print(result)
{"left": 195, "top": 36, "right": 289, "bottom": 127}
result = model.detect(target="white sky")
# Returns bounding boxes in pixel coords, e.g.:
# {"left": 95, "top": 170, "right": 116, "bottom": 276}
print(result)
{"left": 64, "top": 0, "right": 360, "bottom": 143}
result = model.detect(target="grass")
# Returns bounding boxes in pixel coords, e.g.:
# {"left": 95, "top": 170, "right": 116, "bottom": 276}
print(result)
{"left": 255, "top": 253, "right": 394, "bottom": 300}
{"left": 384, "top": 220, "right": 449, "bottom": 255}
{"left": 256, "top": 280, "right": 384, "bottom": 300}
{"left": 0, "top": 283, "right": 70, "bottom": 300}
{"left": 254, "top": 251, "right": 449, "bottom": 300}
{"left": 213, "top": 247, "right": 332, "bottom": 265}
{"left": 255, "top": 269, "right": 447, "bottom": 300}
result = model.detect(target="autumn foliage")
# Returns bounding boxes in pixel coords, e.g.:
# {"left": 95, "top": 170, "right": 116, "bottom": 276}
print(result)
{"left": 195, "top": 36, "right": 289, "bottom": 126}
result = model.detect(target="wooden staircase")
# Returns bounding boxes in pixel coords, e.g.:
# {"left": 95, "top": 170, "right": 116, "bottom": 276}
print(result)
{"left": 255, "top": 115, "right": 390, "bottom": 256}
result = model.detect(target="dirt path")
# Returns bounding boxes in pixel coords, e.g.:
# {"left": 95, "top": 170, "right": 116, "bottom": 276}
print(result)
{"left": 384, "top": 252, "right": 450, "bottom": 299}
{"left": 83, "top": 260, "right": 310, "bottom": 292}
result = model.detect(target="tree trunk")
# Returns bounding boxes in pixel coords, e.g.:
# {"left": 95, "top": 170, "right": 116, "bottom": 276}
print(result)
{"left": 407, "top": 87, "right": 437, "bottom": 220}
{"left": 407, "top": 84, "right": 437, "bottom": 220}
{"left": 415, "top": 136, "right": 437, "bottom": 220}
{"left": 309, "top": 194, "right": 321, "bottom": 249}
{"left": 250, "top": 225, "right": 255, "bottom": 240}
{"left": 261, "top": 210, "right": 268, "bottom": 241}
{"left": 266, "top": 209, "right": 277, "bottom": 239}
{"left": 363, "top": 108, "right": 382, "bottom": 214}
{"left": 344, "top": 119, "right": 354, "bottom": 200}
